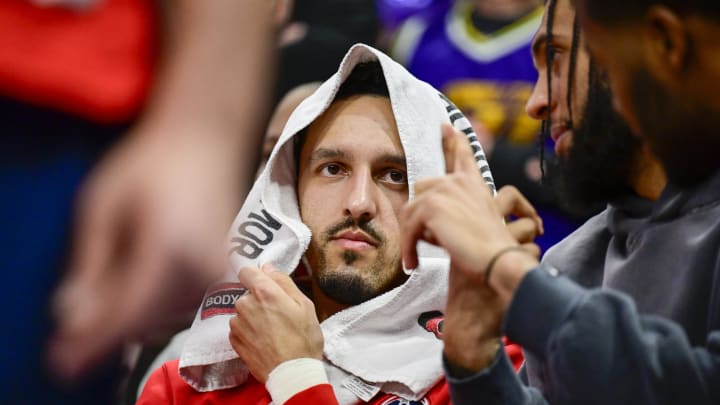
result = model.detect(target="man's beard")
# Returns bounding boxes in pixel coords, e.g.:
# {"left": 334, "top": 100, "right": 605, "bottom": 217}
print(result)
{"left": 552, "top": 68, "right": 642, "bottom": 213}
{"left": 629, "top": 68, "right": 720, "bottom": 188}
{"left": 314, "top": 216, "right": 402, "bottom": 306}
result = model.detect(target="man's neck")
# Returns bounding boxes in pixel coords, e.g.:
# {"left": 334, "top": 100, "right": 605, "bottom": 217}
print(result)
{"left": 631, "top": 147, "right": 667, "bottom": 201}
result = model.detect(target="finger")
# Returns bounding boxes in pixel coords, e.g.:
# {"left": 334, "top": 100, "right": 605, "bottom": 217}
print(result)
{"left": 441, "top": 123, "right": 456, "bottom": 174}
{"left": 49, "top": 191, "right": 128, "bottom": 380}
{"left": 400, "top": 197, "right": 436, "bottom": 270}
{"left": 229, "top": 314, "right": 253, "bottom": 338}
{"left": 413, "top": 177, "right": 443, "bottom": 196}
{"left": 228, "top": 318, "right": 251, "bottom": 356}
{"left": 495, "top": 186, "right": 544, "bottom": 235}
{"left": 55, "top": 188, "right": 119, "bottom": 319}
{"left": 238, "top": 265, "right": 287, "bottom": 302}
{"left": 443, "top": 123, "right": 478, "bottom": 175}
{"left": 521, "top": 243, "right": 541, "bottom": 259}
{"left": 267, "top": 270, "right": 306, "bottom": 304}
{"left": 48, "top": 265, "right": 125, "bottom": 380}
{"left": 238, "top": 265, "right": 274, "bottom": 293}
{"left": 507, "top": 218, "right": 542, "bottom": 244}
{"left": 261, "top": 262, "right": 275, "bottom": 274}
{"left": 52, "top": 220, "right": 169, "bottom": 380}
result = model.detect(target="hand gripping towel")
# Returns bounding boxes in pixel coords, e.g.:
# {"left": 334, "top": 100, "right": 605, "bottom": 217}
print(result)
{"left": 178, "top": 43, "right": 495, "bottom": 403}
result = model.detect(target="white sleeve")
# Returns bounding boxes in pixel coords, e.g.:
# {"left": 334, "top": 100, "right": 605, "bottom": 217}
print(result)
{"left": 265, "top": 358, "right": 329, "bottom": 405}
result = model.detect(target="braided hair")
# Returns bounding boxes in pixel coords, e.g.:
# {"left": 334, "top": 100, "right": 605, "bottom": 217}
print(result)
{"left": 539, "top": 0, "right": 583, "bottom": 180}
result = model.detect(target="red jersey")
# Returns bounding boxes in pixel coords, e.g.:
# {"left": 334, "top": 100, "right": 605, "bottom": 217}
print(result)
{"left": 0, "top": 0, "right": 157, "bottom": 122}
{"left": 138, "top": 359, "right": 451, "bottom": 405}
{"left": 137, "top": 341, "right": 523, "bottom": 404}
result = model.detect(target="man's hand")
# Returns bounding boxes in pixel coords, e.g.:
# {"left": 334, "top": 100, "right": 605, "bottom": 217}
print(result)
{"left": 400, "top": 124, "right": 542, "bottom": 372}
{"left": 442, "top": 267, "right": 505, "bottom": 373}
{"left": 400, "top": 123, "right": 539, "bottom": 281}
{"left": 229, "top": 264, "right": 324, "bottom": 384}
{"left": 496, "top": 185, "right": 544, "bottom": 258}
{"left": 50, "top": 127, "right": 245, "bottom": 379}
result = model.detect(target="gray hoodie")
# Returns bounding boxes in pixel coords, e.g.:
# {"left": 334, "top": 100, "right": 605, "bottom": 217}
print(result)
{"left": 447, "top": 170, "right": 720, "bottom": 404}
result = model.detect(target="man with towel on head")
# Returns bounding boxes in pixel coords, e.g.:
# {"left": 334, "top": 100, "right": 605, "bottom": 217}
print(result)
{"left": 138, "top": 44, "right": 533, "bottom": 404}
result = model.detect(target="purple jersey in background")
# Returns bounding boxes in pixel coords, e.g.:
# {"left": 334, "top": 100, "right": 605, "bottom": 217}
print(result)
{"left": 383, "top": 0, "right": 587, "bottom": 253}
{"left": 389, "top": 0, "right": 542, "bottom": 145}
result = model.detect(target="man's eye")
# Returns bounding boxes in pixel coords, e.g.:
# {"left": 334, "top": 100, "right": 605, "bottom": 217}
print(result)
{"left": 320, "top": 164, "right": 343, "bottom": 176}
{"left": 548, "top": 47, "right": 558, "bottom": 62}
{"left": 380, "top": 169, "right": 407, "bottom": 184}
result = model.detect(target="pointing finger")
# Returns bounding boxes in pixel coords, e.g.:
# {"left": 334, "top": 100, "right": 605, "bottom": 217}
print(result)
{"left": 442, "top": 123, "right": 478, "bottom": 175}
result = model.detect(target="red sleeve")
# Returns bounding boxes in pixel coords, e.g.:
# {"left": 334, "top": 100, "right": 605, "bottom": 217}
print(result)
{"left": 285, "top": 383, "right": 339, "bottom": 405}
{"left": 136, "top": 359, "right": 272, "bottom": 404}
{"left": 137, "top": 361, "right": 177, "bottom": 404}
{"left": 502, "top": 337, "right": 525, "bottom": 371}
{"left": 368, "top": 378, "right": 450, "bottom": 405}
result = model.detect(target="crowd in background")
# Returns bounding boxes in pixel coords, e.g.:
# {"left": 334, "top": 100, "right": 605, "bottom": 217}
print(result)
{"left": 6, "top": 0, "right": 717, "bottom": 403}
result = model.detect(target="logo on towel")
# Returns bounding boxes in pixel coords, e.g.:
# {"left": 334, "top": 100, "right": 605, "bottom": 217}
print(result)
{"left": 230, "top": 209, "right": 282, "bottom": 259}
{"left": 418, "top": 311, "right": 444, "bottom": 339}
{"left": 200, "top": 282, "right": 247, "bottom": 320}
{"left": 380, "top": 397, "right": 430, "bottom": 405}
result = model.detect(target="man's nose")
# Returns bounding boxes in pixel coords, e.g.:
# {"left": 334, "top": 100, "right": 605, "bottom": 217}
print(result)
{"left": 526, "top": 75, "right": 556, "bottom": 121}
{"left": 344, "top": 168, "right": 377, "bottom": 221}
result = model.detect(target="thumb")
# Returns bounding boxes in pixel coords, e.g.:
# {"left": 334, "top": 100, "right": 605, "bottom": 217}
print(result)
{"left": 267, "top": 269, "right": 307, "bottom": 304}
{"left": 238, "top": 265, "right": 274, "bottom": 294}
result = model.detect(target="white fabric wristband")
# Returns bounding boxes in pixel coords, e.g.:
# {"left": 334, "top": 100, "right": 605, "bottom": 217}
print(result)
{"left": 265, "top": 358, "right": 329, "bottom": 405}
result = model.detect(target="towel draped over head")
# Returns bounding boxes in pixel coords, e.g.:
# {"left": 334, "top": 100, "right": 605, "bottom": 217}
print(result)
{"left": 178, "top": 43, "right": 495, "bottom": 403}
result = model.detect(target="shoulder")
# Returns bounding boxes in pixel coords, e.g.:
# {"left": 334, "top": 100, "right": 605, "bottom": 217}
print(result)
{"left": 137, "top": 359, "right": 271, "bottom": 405}
{"left": 542, "top": 209, "right": 611, "bottom": 287}
{"left": 137, "top": 360, "right": 182, "bottom": 404}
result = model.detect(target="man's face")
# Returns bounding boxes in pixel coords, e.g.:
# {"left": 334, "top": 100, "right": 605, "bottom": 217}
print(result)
{"left": 297, "top": 95, "right": 409, "bottom": 306}
{"left": 527, "top": 0, "right": 590, "bottom": 158}
{"left": 527, "top": 0, "right": 641, "bottom": 209}
{"left": 577, "top": 4, "right": 720, "bottom": 187}
{"left": 554, "top": 68, "right": 642, "bottom": 209}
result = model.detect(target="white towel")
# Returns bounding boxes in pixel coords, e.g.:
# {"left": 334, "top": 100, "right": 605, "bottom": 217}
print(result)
{"left": 178, "top": 43, "right": 495, "bottom": 403}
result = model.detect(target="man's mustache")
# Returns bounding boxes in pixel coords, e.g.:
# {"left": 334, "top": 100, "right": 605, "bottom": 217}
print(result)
{"left": 322, "top": 217, "right": 384, "bottom": 244}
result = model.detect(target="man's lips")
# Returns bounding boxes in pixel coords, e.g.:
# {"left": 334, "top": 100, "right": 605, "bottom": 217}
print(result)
{"left": 550, "top": 125, "right": 570, "bottom": 143}
{"left": 331, "top": 230, "right": 377, "bottom": 250}
{"left": 551, "top": 125, "right": 572, "bottom": 157}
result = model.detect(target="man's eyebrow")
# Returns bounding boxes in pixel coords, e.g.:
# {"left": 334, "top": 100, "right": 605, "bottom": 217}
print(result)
{"left": 308, "top": 148, "right": 406, "bottom": 168}
{"left": 309, "top": 148, "right": 352, "bottom": 162}
{"left": 374, "top": 153, "right": 406, "bottom": 168}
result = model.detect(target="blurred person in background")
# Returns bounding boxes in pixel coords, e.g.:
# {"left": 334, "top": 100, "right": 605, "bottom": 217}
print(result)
{"left": 274, "top": 0, "right": 380, "bottom": 106}
{"left": 260, "top": 82, "right": 324, "bottom": 174}
{"left": 0, "top": 0, "right": 282, "bottom": 402}
{"left": 384, "top": 0, "right": 588, "bottom": 252}
{"left": 127, "top": 81, "right": 322, "bottom": 404}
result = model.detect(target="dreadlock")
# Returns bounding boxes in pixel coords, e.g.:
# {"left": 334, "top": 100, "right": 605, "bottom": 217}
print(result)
{"left": 539, "top": 0, "right": 582, "bottom": 181}
{"left": 566, "top": 14, "right": 581, "bottom": 126}
{"left": 540, "top": 0, "right": 557, "bottom": 180}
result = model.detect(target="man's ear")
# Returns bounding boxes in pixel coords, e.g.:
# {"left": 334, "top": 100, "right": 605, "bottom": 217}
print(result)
{"left": 643, "top": 6, "right": 691, "bottom": 79}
